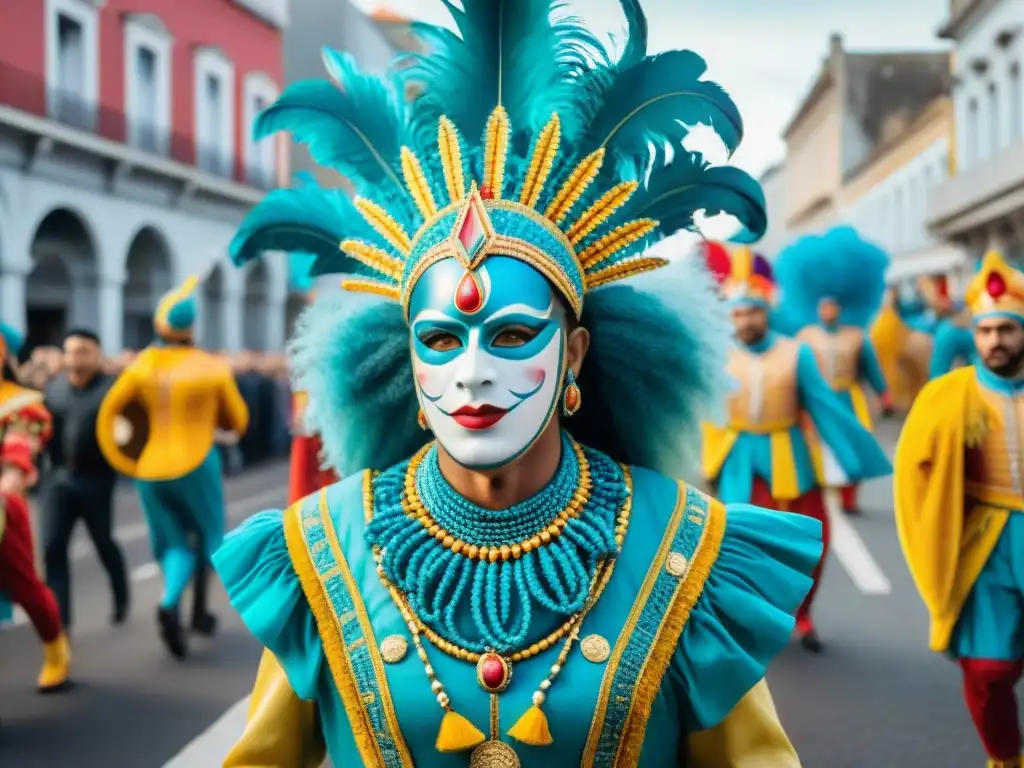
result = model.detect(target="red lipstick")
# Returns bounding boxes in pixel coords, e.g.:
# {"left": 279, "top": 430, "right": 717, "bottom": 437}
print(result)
{"left": 450, "top": 404, "right": 508, "bottom": 430}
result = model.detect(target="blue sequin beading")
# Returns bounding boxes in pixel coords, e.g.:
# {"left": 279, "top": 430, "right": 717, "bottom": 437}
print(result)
{"left": 365, "top": 434, "right": 626, "bottom": 653}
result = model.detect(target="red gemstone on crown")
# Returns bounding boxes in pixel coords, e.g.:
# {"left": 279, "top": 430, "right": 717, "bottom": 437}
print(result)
{"left": 477, "top": 652, "right": 510, "bottom": 692}
{"left": 987, "top": 272, "right": 1007, "bottom": 298}
{"left": 454, "top": 270, "right": 484, "bottom": 313}
{"left": 479, "top": 186, "right": 494, "bottom": 200}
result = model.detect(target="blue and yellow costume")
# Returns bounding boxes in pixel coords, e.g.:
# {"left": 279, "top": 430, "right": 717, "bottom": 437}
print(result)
{"left": 213, "top": 2, "right": 823, "bottom": 764}
{"left": 96, "top": 275, "right": 249, "bottom": 658}
{"left": 896, "top": 250, "right": 1024, "bottom": 767}
{"left": 702, "top": 246, "right": 890, "bottom": 645}
{"left": 772, "top": 226, "right": 892, "bottom": 513}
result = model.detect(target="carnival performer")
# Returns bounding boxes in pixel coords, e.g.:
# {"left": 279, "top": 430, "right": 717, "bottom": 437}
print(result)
{"left": 213, "top": 3, "right": 823, "bottom": 765}
{"left": 0, "top": 433, "right": 71, "bottom": 693}
{"left": 96, "top": 275, "right": 249, "bottom": 659}
{"left": 288, "top": 386, "right": 338, "bottom": 504}
{"left": 0, "top": 323, "right": 52, "bottom": 626}
{"left": 702, "top": 245, "right": 891, "bottom": 652}
{"left": 896, "top": 249, "right": 1024, "bottom": 768}
{"left": 773, "top": 227, "right": 894, "bottom": 515}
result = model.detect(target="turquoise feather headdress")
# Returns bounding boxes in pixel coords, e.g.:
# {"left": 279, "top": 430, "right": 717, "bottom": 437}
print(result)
{"left": 774, "top": 226, "right": 890, "bottom": 329}
{"left": 230, "top": 0, "right": 766, "bottom": 320}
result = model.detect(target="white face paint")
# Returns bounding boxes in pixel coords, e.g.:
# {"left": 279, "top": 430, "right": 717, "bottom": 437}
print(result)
{"left": 408, "top": 256, "right": 566, "bottom": 469}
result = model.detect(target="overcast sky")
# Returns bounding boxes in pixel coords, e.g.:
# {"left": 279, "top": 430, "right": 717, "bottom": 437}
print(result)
{"left": 352, "top": 0, "right": 951, "bottom": 241}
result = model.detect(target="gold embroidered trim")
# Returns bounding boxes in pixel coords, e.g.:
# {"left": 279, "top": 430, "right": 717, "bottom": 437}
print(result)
{"left": 285, "top": 491, "right": 414, "bottom": 767}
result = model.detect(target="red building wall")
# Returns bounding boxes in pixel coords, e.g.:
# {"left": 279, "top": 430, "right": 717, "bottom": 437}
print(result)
{"left": 100, "top": 0, "right": 284, "bottom": 171}
{"left": 0, "top": 0, "right": 282, "bottom": 176}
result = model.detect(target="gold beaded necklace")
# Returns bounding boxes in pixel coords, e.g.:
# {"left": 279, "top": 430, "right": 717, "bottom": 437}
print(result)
{"left": 372, "top": 465, "right": 634, "bottom": 766}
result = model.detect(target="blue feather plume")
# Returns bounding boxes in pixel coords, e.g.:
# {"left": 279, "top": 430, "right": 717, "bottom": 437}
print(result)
{"left": 229, "top": 182, "right": 373, "bottom": 276}
{"left": 773, "top": 226, "right": 891, "bottom": 329}
{"left": 399, "top": 0, "right": 604, "bottom": 142}
{"left": 255, "top": 50, "right": 407, "bottom": 199}
{"left": 623, "top": 152, "right": 767, "bottom": 246}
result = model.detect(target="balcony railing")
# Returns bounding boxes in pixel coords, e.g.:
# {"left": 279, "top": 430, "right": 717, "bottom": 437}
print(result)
{"left": 0, "top": 62, "right": 275, "bottom": 189}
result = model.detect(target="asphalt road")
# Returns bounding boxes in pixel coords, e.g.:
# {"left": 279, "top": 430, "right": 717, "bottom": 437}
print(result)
{"left": 0, "top": 428, "right": 999, "bottom": 767}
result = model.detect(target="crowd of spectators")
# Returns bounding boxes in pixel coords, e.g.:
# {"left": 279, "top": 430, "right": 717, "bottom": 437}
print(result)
{"left": 15, "top": 346, "right": 294, "bottom": 475}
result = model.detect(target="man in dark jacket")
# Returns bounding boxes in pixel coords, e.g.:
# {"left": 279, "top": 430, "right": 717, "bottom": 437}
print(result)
{"left": 42, "top": 329, "right": 129, "bottom": 628}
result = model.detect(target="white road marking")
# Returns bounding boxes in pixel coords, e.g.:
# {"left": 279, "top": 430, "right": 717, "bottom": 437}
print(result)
{"left": 161, "top": 695, "right": 251, "bottom": 768}
{"left": 823, "top": 488, "right": 892, "bottom": 595}
{"left": 0, "top": 485, "right": 285, "bottom": 632}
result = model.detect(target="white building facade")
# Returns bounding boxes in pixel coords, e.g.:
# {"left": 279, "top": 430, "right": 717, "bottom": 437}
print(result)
{"left": 928, "top": 0, "right": 1024, "bottom": 263}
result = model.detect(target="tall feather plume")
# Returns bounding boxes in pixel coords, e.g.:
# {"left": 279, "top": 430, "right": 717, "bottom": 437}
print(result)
{"left": 544, "top": 148, "right": 606, "bottom": 225}
{"left": 482, "top": 106, "right": 511, "bottom": 198}
{"left": 229, "top": 183, "right": 375, "bottom": 280}
{"left": 257, "top": 50, "right": 407, "bottom": 201}
{"left": 399, "top": 0, "right": 601, "bottom": 143}
{"left": 567, "top": 181, "right": 637, "bottom": 245}
{"left": 616, "top": 0, "right": 648, "bottom": 68}
{"left": 400, "top": 147, "right": 438, "bottom": 220}
{"left": 437, "top": 116, "right": 468, "bottom": 204}
{"left": 624, "top": 152, "right": 767, "bottom": 245}
{"left": 519, "top": 114, "right": 562, "bottom": 209}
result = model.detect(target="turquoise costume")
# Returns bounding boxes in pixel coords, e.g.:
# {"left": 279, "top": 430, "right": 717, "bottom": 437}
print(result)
{"left": 929, "top": 303, "right": 976, "bottom": 379}
{"left": 96, "top": 276, "right": 249, "bottom": 657}
{"left": 215, "top": 2, "right": 821, "bottom": 765}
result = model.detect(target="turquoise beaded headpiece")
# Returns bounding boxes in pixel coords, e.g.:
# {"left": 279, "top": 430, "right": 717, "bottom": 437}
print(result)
{"left": 228, "top": 0, "right": 766, "bottom": 320}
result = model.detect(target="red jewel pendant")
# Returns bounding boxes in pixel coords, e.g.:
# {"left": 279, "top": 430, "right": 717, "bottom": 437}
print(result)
{"left": 476, "top": 652, "right": 511, "bottom": 693}
{"left": 454, "top": 270, "right": 485, "bottom": 314}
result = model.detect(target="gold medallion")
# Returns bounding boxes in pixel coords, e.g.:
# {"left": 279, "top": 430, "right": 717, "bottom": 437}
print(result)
{"left": 665, "top": 551, "right": 688, "bottom": 578}
{"left": 469, "top": 739, "right": 520, "bottom": 768}
{"left": 580, "top": 633, "right": 611, "bottom": 663}
{"left": 379, "top": 634, "right": 408, "bottom": 663}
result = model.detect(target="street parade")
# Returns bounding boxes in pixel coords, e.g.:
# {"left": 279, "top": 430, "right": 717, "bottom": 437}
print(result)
{"left": 2, "top": 0, "right": 1024, "bottom": 766}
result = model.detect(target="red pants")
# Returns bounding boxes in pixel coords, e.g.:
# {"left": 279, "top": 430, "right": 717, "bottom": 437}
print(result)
{"left": 750, "top": 478, "right": 830, "bottom": 635}
{"left": 841, "top": 484, "right": 858, "bottom": 512}
{"left": 0, "top": 492, "right": 62, "bottom": 642}
{"left": 961, "top": 658, "right": 1023, "bottom": 760}
{"left": 289, "top": 434, "right": 338, "bottom": 506}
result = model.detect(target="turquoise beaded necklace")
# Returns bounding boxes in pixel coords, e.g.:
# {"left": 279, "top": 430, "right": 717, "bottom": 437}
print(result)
{"left": 366, "top": 432, "right": 625, "bottom": 654}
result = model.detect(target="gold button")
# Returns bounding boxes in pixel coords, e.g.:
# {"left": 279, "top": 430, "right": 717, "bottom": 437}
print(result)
{"left": 665, "top": 552, "right": 688, "bottom": 578}
{"left": 580, "top": 633, "right": 611, "bottom": 663}
{"left": 379, "top": 634, "right": 408, "bottom": 664}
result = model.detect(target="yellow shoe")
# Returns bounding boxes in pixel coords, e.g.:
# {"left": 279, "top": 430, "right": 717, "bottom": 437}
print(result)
{"left": 36, "top": 632, "right": 72, "bottom": 694}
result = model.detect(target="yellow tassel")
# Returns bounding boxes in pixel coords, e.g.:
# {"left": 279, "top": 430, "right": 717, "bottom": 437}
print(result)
{"left": 340, "top": 278, "right": 401, "bottom": 301}
{"left": 435, "top": 709, "right": 486, "bottom": 753}
{"left": 507, "top": 704, "right": 553, "bottom": 746}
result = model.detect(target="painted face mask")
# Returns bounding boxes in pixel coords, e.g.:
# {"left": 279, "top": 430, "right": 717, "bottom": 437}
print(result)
{"left": 409, "top": 255, "right": 566, "bottom": 469}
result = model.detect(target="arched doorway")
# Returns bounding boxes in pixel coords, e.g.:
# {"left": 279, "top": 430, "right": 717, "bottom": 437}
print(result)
{"left": 242, "top": 260, "right": 270, "bottom": 351}
{"left": 26, "top": 208, "right": 97, "bottom": 353}
{"left": 123, "top": 226, "right": 173, "bottom": 350}
{"left": 200, "top": 264, "right": 225, "bottom": 351}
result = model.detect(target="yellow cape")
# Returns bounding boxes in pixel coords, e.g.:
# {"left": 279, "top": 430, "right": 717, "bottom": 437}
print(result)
{"left": 894, "top": 366, "right": 1010, "bottom": 651}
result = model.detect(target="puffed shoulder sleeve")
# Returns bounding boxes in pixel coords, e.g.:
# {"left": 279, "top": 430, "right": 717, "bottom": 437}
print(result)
{"left": 213, "top": 508, "right": 324, "bottom": 700}
{"left": 668, "top": 501, "right": 822, "bottom": 731}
